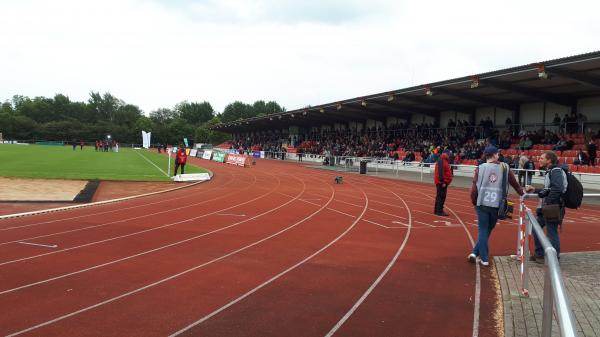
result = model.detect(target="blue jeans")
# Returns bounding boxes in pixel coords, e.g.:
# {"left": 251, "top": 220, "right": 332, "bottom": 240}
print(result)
{"left": 472, "top": 206, "right": 499, "bottom": 263}
{"left": 534, "top": 209, "right": 561, "bottom": 258}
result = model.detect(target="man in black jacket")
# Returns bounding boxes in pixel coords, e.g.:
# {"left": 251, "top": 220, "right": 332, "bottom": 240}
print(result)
{"left": 525, "top": 151, "right": 567, "bottom": 264}
{"left": 588, "top": 140, "right": 597, "bottom": 166}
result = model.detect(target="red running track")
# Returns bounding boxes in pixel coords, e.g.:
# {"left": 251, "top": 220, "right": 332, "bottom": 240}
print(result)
{"left": 1, "top": 156, "right": 600, "bottom": 337}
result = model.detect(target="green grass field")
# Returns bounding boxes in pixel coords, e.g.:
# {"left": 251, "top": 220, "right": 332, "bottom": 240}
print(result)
{"left": 0, "top": 144, "right": 208, "bottom": 181}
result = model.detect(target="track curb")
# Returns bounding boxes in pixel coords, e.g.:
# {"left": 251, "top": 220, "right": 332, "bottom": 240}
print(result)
{"left": 0, "top": 171, "right": 213, "bottom": 221}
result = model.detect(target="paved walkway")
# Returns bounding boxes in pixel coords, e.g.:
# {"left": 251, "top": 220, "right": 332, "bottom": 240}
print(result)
{"left": 495, "top": 252, "right": 600, "bottom": 337}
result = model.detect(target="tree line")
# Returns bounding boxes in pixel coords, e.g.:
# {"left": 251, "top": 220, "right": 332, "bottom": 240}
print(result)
{"left": 0, "top": 92, "right": 285, "bottom": 146}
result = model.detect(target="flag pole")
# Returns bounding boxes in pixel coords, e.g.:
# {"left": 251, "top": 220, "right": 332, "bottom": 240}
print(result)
{"left": 167, "top": 148, "right": 171, "bottom": 177}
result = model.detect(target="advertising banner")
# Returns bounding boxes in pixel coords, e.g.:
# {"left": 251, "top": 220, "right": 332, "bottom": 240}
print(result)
{"left": 225, "top": 153, "right": 249, "bottom": 167}
{"left": 189, "top": 149, "right": 197, "bottom": 157}
{"left": 212, "top": 151, "right": 226, "bottom": 163}
{"left": 253, "top": 151, "right": 261, "bottom": 158}
{"left": 202, "top": 150, "right": 213, "bottom": 160}
{"left": 260, "top": 151, "right": 265, "bottom": 158}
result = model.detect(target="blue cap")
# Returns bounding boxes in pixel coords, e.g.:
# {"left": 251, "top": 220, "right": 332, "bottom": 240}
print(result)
{"left": 483, "top": 145, "right": 498, "bottom": 155}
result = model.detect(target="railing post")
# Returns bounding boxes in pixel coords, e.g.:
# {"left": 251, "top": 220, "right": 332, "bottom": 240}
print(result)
{"left": 522, "top": 216, "right": 530, "bottom": 296}
{"left": 541, "top": 259, "right": 554, "bottom": 337}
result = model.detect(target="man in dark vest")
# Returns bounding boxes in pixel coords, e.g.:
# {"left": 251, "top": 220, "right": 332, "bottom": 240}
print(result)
{"left": 433, "top": 150, "right": 453, "bottom": 216}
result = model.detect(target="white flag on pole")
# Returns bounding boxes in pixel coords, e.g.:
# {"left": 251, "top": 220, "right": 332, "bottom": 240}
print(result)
{"left": 142, "top": 131, "right": 151, "bottom": 149}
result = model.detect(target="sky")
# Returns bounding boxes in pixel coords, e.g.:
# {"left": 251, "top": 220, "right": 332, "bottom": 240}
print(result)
{"left": 1, "top": 0, "right": 598, "bottom": 115}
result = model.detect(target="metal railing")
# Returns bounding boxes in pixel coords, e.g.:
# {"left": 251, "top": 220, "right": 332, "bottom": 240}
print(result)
{"left": 517, "top": 194, "right": 577, "bottom": 337}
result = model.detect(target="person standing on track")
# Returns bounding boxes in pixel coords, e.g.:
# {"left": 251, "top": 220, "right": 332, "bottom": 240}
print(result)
{"left": 433, "top": 150, "right": 453, "bottom": 216}
{"left": 174, "top": 143, "right": 187, "bottom": 176}
{"left": 469, "top": 145, "right": 524, "bottom": 266}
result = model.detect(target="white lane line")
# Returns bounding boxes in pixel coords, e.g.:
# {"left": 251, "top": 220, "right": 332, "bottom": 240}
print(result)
{"left": 445, "top": 206, "right": 480, "bottom": 337}
{"left": 216, "top": 213, "right": 246, "bottom": 217}
{"left": 17, "top": 242, "right": 58, "bottom": 249}
{"left": 326, "top": 183, "right": 412, "bottom": 336}
{"left": 6, "top": 178, "right": 334, "bottom": 337}
{"left": 404, "top": 186, "right": 481, "bottom": 337}
{"left": 370, "top": 208, "right": 405, "bottom": 219}
{"left": 0, "top": 171, "right": 237, "bottom": 232}
{"left": 300, "top": 198, "right": 321, "bottom": 202}
{"left": 371, "top": 199, "right": 404, "bottom": 209}
{"left": 0, "top": 178, "right": 309, "bottom": 295}
{"left": 0, "top": 182, "right": 257, "bottom": 248}
{"left": 0, "top": 174, "right": 281, "bottom": 266}
{"left": 415, "top": 220, "right": 435, "bottom": 227}
{"left": 134, "top": 150, "right": 169, "bottom": 177}
{"left": 363, "top": 219, "right": 407, "bottom": 229}
{"left": 292, "top": 193, "right": 356, "bottom": 218}
{"left": 168, "top": 190, "right": 369, "bottom": 336}
{"left": 335, "top": 199, "right": 363, "bottom": 208}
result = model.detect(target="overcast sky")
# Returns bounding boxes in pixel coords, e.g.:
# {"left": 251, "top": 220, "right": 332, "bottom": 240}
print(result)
{"left": 1, "top": 0, "right": 598, "bottom": 115}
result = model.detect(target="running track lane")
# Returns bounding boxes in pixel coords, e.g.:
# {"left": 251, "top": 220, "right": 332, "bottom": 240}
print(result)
{"left": 0, "top": 161, "right": 600, "bottom": 335}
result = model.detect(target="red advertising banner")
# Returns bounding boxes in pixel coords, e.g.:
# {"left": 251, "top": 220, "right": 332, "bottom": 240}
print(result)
{"left": 225, "top": 153, "right": 249, "bottom": 167}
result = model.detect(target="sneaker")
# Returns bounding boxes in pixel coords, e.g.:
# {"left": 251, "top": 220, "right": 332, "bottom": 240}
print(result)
{"left": 435, "top": 212, "right": 449, "bottom": 217}
{"left": 480, "top": 260, "right": 489, "bottom": 266}
{"left": 534, "top": 256, "right": 545, "bottom": 264}
{"left": 529, "top": 255, "right": 542, "bottom": 262}
{"left": 467, "top": 253, "right": 477, "bottom": 264}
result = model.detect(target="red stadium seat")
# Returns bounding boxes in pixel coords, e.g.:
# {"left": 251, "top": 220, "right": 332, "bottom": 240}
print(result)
{"left": 569, "top": 164, "right": 578, "bottom": 172}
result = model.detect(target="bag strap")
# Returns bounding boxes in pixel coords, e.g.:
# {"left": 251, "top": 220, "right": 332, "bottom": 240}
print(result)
{"left": 501, "top": 163, "right": 509, "bottom": 199}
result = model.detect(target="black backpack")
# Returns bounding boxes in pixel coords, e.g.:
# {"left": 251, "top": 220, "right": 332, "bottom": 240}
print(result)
{"left": 553, "top": 168, "right": 583, "bottom": 209}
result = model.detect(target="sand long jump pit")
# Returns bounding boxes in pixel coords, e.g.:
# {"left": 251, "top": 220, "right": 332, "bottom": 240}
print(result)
{"left": 0, "top": 177, "right": 94, "bottom": 202}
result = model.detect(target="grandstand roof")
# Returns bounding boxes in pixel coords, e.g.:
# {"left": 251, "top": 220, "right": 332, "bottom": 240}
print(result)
{"left": 211, "top": 51, "right": 600, "bottom": 133}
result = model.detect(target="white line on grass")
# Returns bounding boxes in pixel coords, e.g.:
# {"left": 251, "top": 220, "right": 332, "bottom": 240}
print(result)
{"left": 134, "top": 150, "right": 169, "bottom": 177}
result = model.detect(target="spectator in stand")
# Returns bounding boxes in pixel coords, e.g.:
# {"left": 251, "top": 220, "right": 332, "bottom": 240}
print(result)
{"left": 588, "top": 139, "right": 597, "bottom": 166}
{"left": 552, "top": 113, "right": 561, "bottom": 127}
{"left": 469, "top": 146, "right": 524, "bottom": 266}
{"left": 402, "top": 151, "right": 415, "bottom": 163}
{"left": 553, "top": 136, "right": 567, "bottom": 151}
{"left": 174, "top": 143, "right": 187, "bottom": 176}
{"left": 584, "top": 127, "right": 595, "bottom": 144}
{"left": 574, "top": 149, "right": 589, "bottom": 166}
{"left": 518, "top": 153, "right": 529, "bottom": 186}
{"left": 433, "top": 150, "right": 453, "bottom": 216}
{"left": 519, "top": 137, "right": 533, "bottom": 150}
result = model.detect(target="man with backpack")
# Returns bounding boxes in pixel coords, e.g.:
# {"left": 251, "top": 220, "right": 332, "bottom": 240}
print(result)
{"left": 525, "top": 150, "right": 583, "bottom": 264}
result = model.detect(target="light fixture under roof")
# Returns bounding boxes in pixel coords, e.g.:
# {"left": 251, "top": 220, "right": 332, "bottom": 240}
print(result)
{"left": 425, "top": 86, "right": 433, "bottom": 96}
{"left": 361, "top": 100, "right": 367, "bottom": 107}
{"left": 336, "top": 104, "right": 342, "bottom": 110}
{"left": 387, "top": 95, "right": 394, "bottom": 102}
{"left": 319, "top": 108, "right": 325, "bottom": 113}
{"left": 470, "top": 76, "right": 480, "bottom": 89}
{"left": 537, "top": 64, "right": 548, "bottom": 79}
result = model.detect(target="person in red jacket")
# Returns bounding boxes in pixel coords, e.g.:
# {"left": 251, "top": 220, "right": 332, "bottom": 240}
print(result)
{"left": 434, "top": 150, "right": 453, "bottom": 216}
{"left": 174, "top": 143, "right": 188, "bottom": 176}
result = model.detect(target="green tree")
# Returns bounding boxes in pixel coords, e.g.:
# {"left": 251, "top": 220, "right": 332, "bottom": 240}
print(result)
{"left": 176, "top": 101, "right": 214, "bottom": 125}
